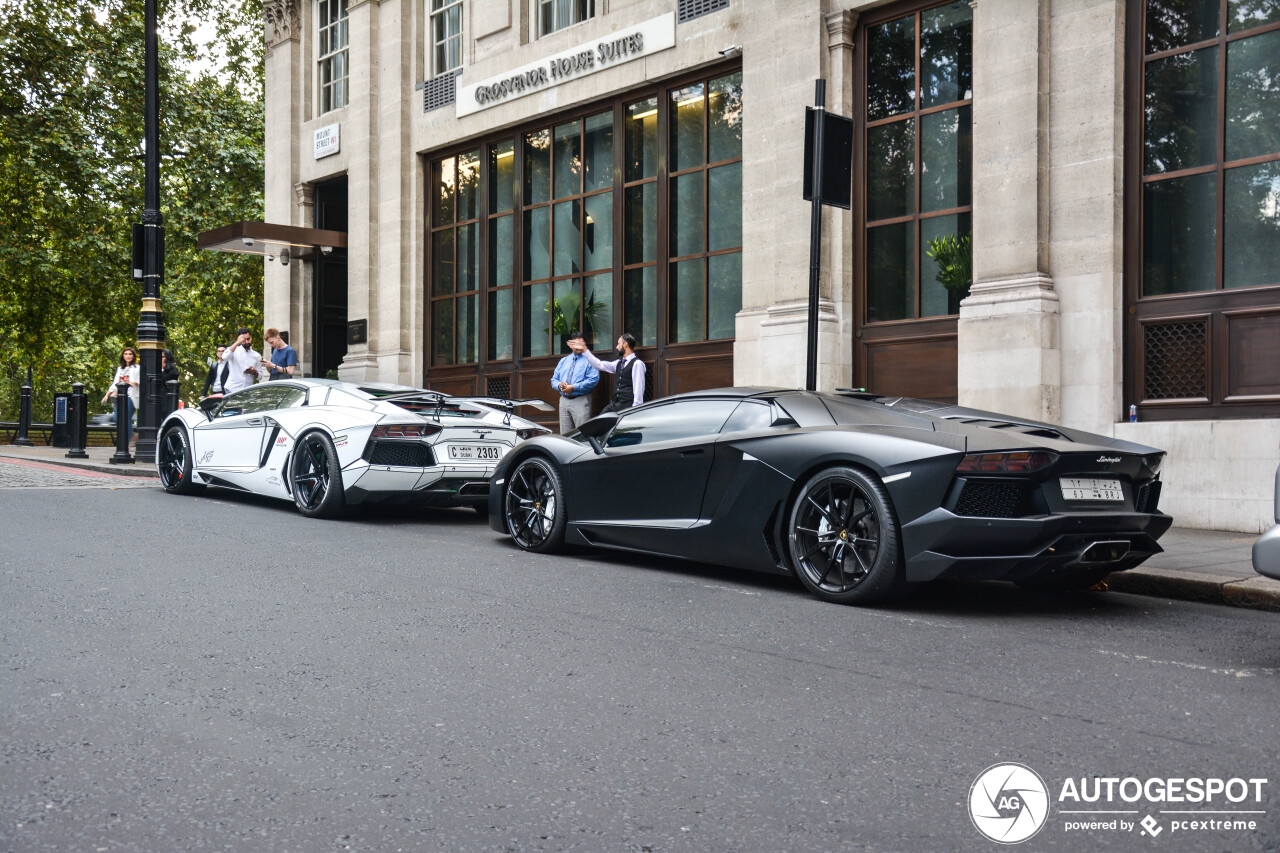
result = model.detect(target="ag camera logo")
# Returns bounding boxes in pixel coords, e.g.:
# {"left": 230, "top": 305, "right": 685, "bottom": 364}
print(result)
{"left": 969, "top": 763, "right": 1050, "bottom": 844}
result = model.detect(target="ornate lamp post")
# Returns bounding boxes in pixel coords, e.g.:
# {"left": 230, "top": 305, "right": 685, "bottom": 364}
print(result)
{"left": 135, "top": 0, "right": 167, "bottom": 463}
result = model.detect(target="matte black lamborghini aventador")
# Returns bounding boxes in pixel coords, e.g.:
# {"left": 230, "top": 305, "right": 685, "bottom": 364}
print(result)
{"left": 487, "top": 388, "right": 1172, "bottom": 604}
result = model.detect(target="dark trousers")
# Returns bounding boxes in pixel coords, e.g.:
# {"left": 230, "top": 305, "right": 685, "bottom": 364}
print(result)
{"left": 600, "top": 399, "right": 633, "bottom": 415}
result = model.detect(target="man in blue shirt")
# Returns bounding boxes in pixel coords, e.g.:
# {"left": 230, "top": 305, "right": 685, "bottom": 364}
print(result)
{"left": 550, "top": 331, "right": 600, "bottom": 433}
{"left": 262, "top": 328, "right": 299, "bottom": 381}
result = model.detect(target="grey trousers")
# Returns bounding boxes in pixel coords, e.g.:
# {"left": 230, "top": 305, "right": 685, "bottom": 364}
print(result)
{"left": 558, "top": 395, "right": 592, "bottom": 433}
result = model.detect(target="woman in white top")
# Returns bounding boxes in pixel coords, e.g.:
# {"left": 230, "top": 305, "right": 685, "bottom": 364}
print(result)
{"left": 102, "top": 346, "right": 141, "bottom": 437}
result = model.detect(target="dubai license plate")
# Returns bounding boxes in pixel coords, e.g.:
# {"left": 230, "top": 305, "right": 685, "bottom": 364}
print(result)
{"left": 1060, "top": 477, "right": 1124, "bottom": 502}
{"left": 448, "top": 444, "right": 501, "bottom": 461}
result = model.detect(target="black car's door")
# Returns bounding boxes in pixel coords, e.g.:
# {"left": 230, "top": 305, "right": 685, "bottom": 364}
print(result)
{"left": 569, "top": 399, "right": 741, "bottom": 533}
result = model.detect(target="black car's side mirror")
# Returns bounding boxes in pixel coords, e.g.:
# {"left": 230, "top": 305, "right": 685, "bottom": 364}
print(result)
{"left": 578, "top": 412, "right": 619, "bottom": 455}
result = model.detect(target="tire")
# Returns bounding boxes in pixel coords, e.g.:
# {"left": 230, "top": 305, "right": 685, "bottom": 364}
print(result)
{"left": 1016, "top": 569, "right": 1112, "bottom": 593}
{"left": 503, "top": 456, "right": 567, "bottom": 553}
{"left": 157, "top": 425, "right": 204, "bottom": 495}
{"left": 787, "top": 465, "right": 904, "bottom": 604}
{"left": 289, "top": 431, "right": 346, "bottom": 518}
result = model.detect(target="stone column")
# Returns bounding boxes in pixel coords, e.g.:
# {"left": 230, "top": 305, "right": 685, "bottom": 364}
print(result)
{"left": 264, "top": 0, "right": 303, "bottom": 358}
{"left": 293, "top": 182, "right": 315, "bottom": 374}
{"left": 958, "top": 0, "right": 1061, "bottom": 422}
{"left": 336, "top": 0, "right": 379, "bottom": 381}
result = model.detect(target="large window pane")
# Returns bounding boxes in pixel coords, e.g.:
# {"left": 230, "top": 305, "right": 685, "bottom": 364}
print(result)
{"left": 457, "top": 150, "right": 479, "bottom": 221}
{"left": 867, "top": 222, "right": 915, "bottom": 322}
{"left": 490, "top": 215, "right": 513, "bottom": 287}
{"left": 490, "top": 141, "right": 515, "bottom": 213}
{"left": 456, "top": 222, "right": 478, "bottom": 292}
{"left": 553, "top": 121, "right": 581, "bottom": 199}
{"left": 708, "top": 72, "right": 743, "bottom": 163}
{"left": 525, "top": 129, "right": 551, "bottom": 204}
{"left": 1146, "top": 0, "right": 1220, "bottom": 53}
{"left": 920, "top": 106, "right": 971, "bottom": 212}
{"left": 920, "top": 213, "right": 970, "bottom": 317}
{"left": 670, "top": 259, "right": 706, "bottom": 343}
{"left": 625, "top": 266, "right": 657, "bottom": 347}
{"left": 552, "top": 278, "right": 578, "bottom": 341}
{"left": 583, "top": 191, "right": 613, "bottom": 271}
{"left": 670, "top": 172, "right": 705, "bottom": 257}
{"left": 624, "top": 183, "right": 657, "bottom": 264}
{"left": 868, "top": 16, "right": 916, "bottom": 120}
{"left": 431, "top": 158, "right": 455, "bottom": 225}
{"left": 553, "top": 200, "right": 581, "bottom": 276}
{"left": 584, "top": 111, "right": 613, "bottom": 192}
{"left": 708, "top": 252, "right": 742, "bottom": 340}
{"left": 457, "top": 293, "right": 478, "bottom": 363}
{"left": 920, "top": 0, "right": 972, "bottom": 108}
{"left": 1226, "top": 29, "right": 1280, "bottom": 161}
{"left": 708, "top": 163, "right": 742, "bottom": 251}
{"left": 1145, "top": 47, "right": 1219, "bottom": 174}
{"left": 431, "top": 229, "right": 454, "bottom": 296}
{"left": 488, "top": 288, "right": 513, "bottom": 360}
{"left": 524, "top": 282, "right": 551, "bottom": 357}
{"left": 1143, "top": 172, "right": 1217, "bottom": 295}
{"left": 670, "top": 84, "right": 705, "bottom": 172}
{"left": 432, "top": 300, "right": 454, "bottom": 365}
{"left": 867, "top": 119, "right": 915, "bottom": 221}
{"left": 1224, "top": 161, "right": 1280, "bottom": 289}
{"left": 1229, "top": 0, "right": 1280, "bottom": 32}
{"left": 583, "top": 273, "right": 613, "bottom": 350}
{"left": 524, "top": 206, "right": 550, "bottom": 281}
{"left": 625, "top": 98, "right": 659, "bottom": 181}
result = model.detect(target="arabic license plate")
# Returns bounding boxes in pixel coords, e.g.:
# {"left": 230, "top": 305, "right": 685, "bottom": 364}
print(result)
{"left": 448, "top": 444, "right": 502, "bottom": 461}
{"left": 1060, "top": 477, "right": 1124, "bottom": 502}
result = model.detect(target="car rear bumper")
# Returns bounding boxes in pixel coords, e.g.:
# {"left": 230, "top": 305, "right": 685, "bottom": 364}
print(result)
{"left": 901, "top": 508, "right": 1174, "bottom": 583}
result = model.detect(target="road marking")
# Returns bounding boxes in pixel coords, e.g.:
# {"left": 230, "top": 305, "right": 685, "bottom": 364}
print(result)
{"left": 1096, "top": 649, "right": 1276, "bottom": 678}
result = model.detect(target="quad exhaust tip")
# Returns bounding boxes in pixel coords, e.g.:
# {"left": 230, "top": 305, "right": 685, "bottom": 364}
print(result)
{"left": 1080, "top": 540, "right": 1131, "bottom": 564}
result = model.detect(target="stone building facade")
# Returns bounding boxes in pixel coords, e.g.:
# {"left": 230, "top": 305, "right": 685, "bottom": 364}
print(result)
{"left": 259, "top": 0, "right": 1280, "bottom": 531}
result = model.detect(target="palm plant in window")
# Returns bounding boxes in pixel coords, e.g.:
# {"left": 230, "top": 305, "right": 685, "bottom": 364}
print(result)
{"left": 926, "top": 232, "right": 972, "bottom": 313}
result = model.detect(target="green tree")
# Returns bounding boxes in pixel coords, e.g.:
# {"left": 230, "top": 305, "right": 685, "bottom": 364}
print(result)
{"left": 0, "top": 0, "right": 264, "bottom": 421}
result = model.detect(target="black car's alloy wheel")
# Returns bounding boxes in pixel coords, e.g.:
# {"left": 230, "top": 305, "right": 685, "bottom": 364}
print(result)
{"left": 157, "top": 425, "right": 203, "bottom": 495}
{"left": 788, "top": 466, "right": 903, "bottom": 604}
{"left": 505, "top": 457, "right": 566, "bottom": 552}
{"left": 290, "top": 432, "right": 346, "bottom": 518}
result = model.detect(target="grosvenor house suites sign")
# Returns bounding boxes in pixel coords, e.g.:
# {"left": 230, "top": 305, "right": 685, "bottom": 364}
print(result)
{"left": 455, "top": 13, "right": 676, "bottom": 118}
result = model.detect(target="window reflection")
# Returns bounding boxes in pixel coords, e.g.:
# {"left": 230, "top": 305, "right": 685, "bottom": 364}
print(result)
{"left": 605, "top": 400, "right": 739, "bottom": 448}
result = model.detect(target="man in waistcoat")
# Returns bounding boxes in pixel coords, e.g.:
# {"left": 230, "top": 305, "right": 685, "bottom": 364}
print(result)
{"left": 572, "top": 332, "right": 646, "bottom": 415}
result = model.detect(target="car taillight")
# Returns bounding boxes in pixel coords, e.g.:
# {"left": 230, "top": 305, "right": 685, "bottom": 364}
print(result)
{"left": 516, "top": 427, "right": 550, "bottom": 441}
{"left": 956, "top": 451, "right": 1056, "bottom": 474}
{"left": 371, "top": 423, "right": 441, "bottom": 439}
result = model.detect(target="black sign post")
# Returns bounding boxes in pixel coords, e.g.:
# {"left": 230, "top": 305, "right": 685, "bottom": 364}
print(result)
{"left": 802, "top": 80, "right": 854, "bottom": 392}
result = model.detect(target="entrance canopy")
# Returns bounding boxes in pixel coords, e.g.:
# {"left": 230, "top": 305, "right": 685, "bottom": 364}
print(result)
{"left": 197, "top": 221, "right": 347, "bottom": 260}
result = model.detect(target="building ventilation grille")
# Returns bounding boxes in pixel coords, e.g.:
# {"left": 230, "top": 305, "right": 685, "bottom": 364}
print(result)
{"left": 486, "top": 376, "right": 511, "bottom": 400}
{"left": 678, "top": 0, "right": 729, "bottom": 24}
{"left": 1143, "top": 320, "right": 1208, "bottom": 400}
{"left": 368, "top": 442, "right": 434, "bottom": 468}
{"left": 423, "top": 70, "right": 459, "bottom": 113}
{"left": 954, "top": 481, "right": 1031, "bottom": 518}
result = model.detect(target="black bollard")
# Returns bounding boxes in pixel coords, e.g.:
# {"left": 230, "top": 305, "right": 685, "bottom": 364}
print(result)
{"left": 66, "top": 383, "right": 88, "bottom": 459}
{"left": 13, "top": 382, "right": 34, "bottom": 446}
{"left": 109, "top": 381, "right": 134, "bottom": 464}
{"left": 164, "top": 379, "right": 180, "bottom": 419}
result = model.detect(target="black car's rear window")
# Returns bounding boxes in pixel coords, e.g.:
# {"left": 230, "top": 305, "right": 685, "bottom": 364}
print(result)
{"left": 820, "top": 396, "right": 934, "bottom": 428}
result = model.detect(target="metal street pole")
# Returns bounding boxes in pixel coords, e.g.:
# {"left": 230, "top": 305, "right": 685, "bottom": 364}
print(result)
{"left": 135, "top": 0, "right": 167, "bottom": 463}
{"left": 806, "top": 80, "right": 826, "bottom": 393}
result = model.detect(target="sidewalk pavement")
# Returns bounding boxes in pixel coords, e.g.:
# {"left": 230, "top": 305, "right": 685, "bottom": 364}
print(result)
{"left": 2, "top": 442, "right": 1277, "bottom": 612}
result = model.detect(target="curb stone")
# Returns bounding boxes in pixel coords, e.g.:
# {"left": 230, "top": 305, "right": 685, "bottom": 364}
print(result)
{"left": 1107, "top": 566, "right": 1280, "bottom": 613}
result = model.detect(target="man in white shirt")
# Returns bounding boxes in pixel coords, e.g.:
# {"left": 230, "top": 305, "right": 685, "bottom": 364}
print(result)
{"left": 571, "top": 333, "right": 646, "bottom": 414}
{"left": 221, "top": 328, "right": 263, "bottom": 393}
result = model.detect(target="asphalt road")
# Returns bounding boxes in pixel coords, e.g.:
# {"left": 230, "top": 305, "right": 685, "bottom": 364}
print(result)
{"left": 2, "top": 462, "right": 1278, "bottom": 852}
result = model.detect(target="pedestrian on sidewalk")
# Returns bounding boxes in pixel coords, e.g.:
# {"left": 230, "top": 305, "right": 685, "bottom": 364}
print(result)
{"left": 202, "top": 345, "right": 228, "bottom": 398}
{"left": 101, "top": 346, "right": 140, "bottom": 437}
{"left": 221, "top": 328, "right": 262, "bottom": 394}
{"left": 262, "top": 328, "right": 298, "bottom": 381}
{"left": 550, "top": 330, "right": 600, "bottom": 433}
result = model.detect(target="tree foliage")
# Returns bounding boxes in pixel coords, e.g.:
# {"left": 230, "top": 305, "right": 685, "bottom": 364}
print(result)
{"left": 0, "top": 0, "right": 264, "bottom": 420}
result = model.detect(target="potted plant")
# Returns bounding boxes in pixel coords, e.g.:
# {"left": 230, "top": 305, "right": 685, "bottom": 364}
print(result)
{"left": 925, "top": 232, "right": 972, "bottom": 314}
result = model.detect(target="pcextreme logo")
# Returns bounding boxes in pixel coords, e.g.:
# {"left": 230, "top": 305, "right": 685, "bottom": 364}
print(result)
{"left": 968, "top": 764, "right": 1270, "bottom": 844}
